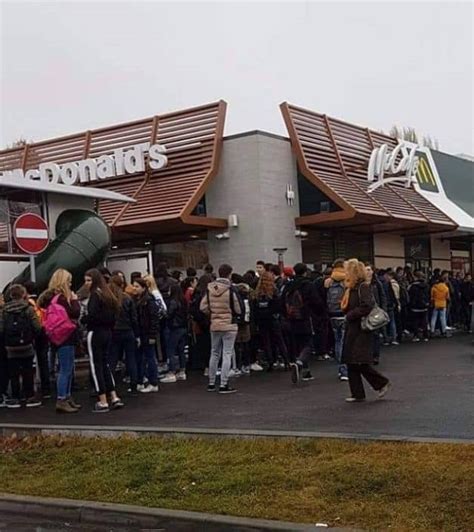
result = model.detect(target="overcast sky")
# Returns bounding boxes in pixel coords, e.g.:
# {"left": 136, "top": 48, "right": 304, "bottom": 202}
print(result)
{"left": 1, "top": 1, "right": 472, "bottom": 155}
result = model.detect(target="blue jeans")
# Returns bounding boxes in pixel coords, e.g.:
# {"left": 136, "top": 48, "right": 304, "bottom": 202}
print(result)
{"left": 431, "top": 308, "right": 447, "bottom": 334}
{"left": 137, "top": 342, "right": 158, "bottom": 386}
{"left": 56, "top": 344, "right": 75, "bottom": 400}
{"left": 209, "top": 330, "right": 237, "bottom": 387}
{"left": 384, "top": 309, "right": 397, "bottom": 342}
{"left": 109, "top": 330, "right": 139, "bottom": 387}
{"left": 166, "top": 327, "right": 187, "bottom": 372}
{"left": 330, "top": 317, "right": 347, "bottom": 377}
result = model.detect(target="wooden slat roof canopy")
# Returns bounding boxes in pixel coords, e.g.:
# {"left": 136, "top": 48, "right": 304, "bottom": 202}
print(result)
{"left": 0, "top": 101, "right": 228, "bottom": 238}
{"left": 280, "top": 102, "right": 456, "bottom": 234}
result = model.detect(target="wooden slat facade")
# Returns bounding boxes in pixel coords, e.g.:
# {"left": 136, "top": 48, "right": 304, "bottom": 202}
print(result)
{"left": 0, "top": 101, "right": 228, "bottom": 238}
{"left": 281, "top": 102, "right": 456, "bottom": 233}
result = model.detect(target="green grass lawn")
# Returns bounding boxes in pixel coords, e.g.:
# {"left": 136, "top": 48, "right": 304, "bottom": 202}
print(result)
{"left": 0, "top": 434, "right": 473, "bottom": 531}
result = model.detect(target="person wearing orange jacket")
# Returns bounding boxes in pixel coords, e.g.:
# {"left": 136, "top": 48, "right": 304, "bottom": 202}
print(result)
{"left": 430, "top": 278, "right": 450, "bottom": 337}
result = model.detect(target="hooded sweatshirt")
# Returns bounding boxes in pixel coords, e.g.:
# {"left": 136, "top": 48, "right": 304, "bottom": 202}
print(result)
{"left": 200, "top": 278, "right": 242, "bottom": 332}
{"left": 0, "top": 299, "right": 42, "bottom": 358}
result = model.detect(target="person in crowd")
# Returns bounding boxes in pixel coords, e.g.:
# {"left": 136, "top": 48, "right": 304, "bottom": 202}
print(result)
{"left": 231, "top": 274, "right": 253, "bottom": 374}
{"left": 171, "top": 270, "right": 183, "bottom": 283}
{"left": 143, "top": 273, "right": 168, "bottom": 369}
{"left": 98, "top": 267, "right": 112, "bottom": 284}
{"left": 108, "top": 275, "right": 140, "bottom": 395}
{"left": 408, "top": 270, "right": 430, "bottom": 342}
{"left": 341, "top": 259, "right": 391, "bottom": 403}
{"left": 254, "top": 271, "right": 288, "bottom": 370}
{"left": 365, "top": 263, "right": 387, "bottom": 365}
{"left": 430, "top": 268, "right": 441, "bottom": 287}
{"left": 83, "top": 269, "right": 123, "bottom": 413}
{"left": 182, "top": 276, "right": 198, "bottom": 305}
{"left": 160, "top": 283, "right": 188, "bottom": 383}
{"left": 186, "top": 267, "right": 197, "bottom": 278}
{"left": 312, "top": 267, "right": 332, "bottom": 361}
{"left": 189, "top": 273, "right": 212, "bottom": 373}
{"left": 0, "top": 284, "right": 42, "bottom": 408}
{"left": 154, "top": 263, "right": 177, "bottom": 307}
{"left": 24, "top": 281, "right": 51, "bottom": 399}
{"left": 242, "top": 271, "right": 264, "bottom": 371}
{"left": 430, "top": 275, "right": 450, "bottom": 337}
{"left": 283, "top": 263, "right": 324, "bottom": 384}
{"left": 395, "top": 266, "right": 410, "bottom": 338}
{"left": 442, "top": 270, "right": 456, "bottom": 329}
{"left": 325, "top": 258, "right": 348, "bottom": 381}
{"left": 204, "top": 264, "right": 215, "bottom": 279}
{"left": 256, "top": 260, "right": 266, "bottom": 277}
{"left": 460, "top": 273, "right": 473, "bottom": 332}
{"left": 200, "top": 263, "right": 243, "bottom": 394}
{"left": 130, "top": 271, "right": 142, "bottom": 285}
{"left": 38, "top": 269, "right": 82, "bottom": 414}
{"left": 382, "top": 270, "right": 400, "bottom": 346}
{"left": 133, "top": 278, "right": 162, "bottom": 393}
{"left": 271, "top": 265, "right": 284, "bottom": 292}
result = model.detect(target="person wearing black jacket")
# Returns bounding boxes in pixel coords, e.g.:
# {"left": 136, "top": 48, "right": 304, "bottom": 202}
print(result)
{"left": 365, "top": 264, "right": 386, "bottom": 364}
{"left": 408, "top": 271, "right": 430, "bottom": 342}
{"left": 133, "top": 278, "right": 161, "bottom": 393}
{"left": 109, "top": 275, "right": 140, "bottom": 395}
{"left": 160, "top": 284, "right": 189, "bottom": 383}
{"left": 460, "top": 274, "right": 473, "bottom": 332}
{"left": 283, "top": 263, "right": 324, "bottom": 384}
{"left": 83, "top": 269, "right": 123, "bottom": 413}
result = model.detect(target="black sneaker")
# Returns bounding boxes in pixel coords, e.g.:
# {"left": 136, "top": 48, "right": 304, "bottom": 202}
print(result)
{"left": 92, "top": 402, "right": 110, "bottom": 413}
{"left": 25, "top": 398, "right": 42, "bottom": 408}
{"left": 218, "top": 384, "right": 237, "bottom": 394}
{"left": 127, "top": 387, "right": 139, "bottom": 397}
{"left": 6, "top": 399, "right": 21, "bottom": 409}
{"left": 207, "top": 384, "right": 216, "bottom": 392}
{"left": 302, "top": 371, "right": 315, "bottom": 381}
{"left": 290, "top": 363, "right": 300, "bottom": 384}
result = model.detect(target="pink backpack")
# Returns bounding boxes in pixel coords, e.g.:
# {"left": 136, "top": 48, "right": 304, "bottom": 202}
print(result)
{"left": 43, "top": 295, "right": 77, "bottom": 346}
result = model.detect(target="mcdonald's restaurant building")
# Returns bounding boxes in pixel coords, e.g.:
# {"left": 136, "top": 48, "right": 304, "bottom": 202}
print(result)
{"left": 0, "top": 100, "right": 472, "bottom": 288}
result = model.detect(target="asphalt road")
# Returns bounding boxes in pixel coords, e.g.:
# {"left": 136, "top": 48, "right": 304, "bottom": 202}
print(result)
{"left": 1, "top": 333, "right": 473, "bottom": 440}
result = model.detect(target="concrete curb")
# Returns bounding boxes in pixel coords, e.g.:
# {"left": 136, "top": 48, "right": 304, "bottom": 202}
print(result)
{"left": 0, "top": 493, "right": 353, "bottom": 531}
{"left": 0, "top": 423, "right": 473, "bottom": 444}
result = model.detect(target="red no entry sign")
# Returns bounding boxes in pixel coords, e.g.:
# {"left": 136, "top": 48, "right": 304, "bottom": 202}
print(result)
{"left": 13, "top": 213, "right": 49, "bottom": 255}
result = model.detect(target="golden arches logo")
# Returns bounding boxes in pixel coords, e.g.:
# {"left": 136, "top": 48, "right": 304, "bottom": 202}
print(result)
{"left": 416, "top": 157, "right": 437, "bottom": 187}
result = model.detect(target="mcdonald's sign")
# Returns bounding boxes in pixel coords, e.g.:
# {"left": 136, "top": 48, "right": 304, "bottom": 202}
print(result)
{"left": 415, "top": 152, "right": 439, "bottom": 192}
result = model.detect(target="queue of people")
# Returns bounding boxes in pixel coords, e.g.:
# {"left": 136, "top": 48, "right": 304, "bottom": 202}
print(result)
{"left": 0, "top": 258, "right": 472, "bottom": 411}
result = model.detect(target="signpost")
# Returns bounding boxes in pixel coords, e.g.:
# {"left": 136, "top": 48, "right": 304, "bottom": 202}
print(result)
{"left": 13, "top": 213, "right": 50, "bottom": 282}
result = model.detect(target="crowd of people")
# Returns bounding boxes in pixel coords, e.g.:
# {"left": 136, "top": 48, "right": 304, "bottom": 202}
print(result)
{"left": 0, "top": 258, "right": 472, "bottom": 412}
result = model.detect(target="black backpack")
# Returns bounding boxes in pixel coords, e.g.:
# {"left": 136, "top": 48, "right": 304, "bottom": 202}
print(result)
{"left": 3, "top": 308, "right": 35, "bottom": 349}
{"left": 254, "top": 295, "right": 274, "bottom": 322}
{"left": 285, "top": 288, "right": 305, "bottom": 321}
{"left": 189, "top": 292, "right": 209, "bottom": 327}
{"left": 229, "top": 286, "right": 245, "bottom": 324}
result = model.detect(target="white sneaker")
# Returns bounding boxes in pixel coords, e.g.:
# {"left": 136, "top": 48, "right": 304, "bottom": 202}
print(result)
{"left": 391, "top": 341, "right": 400, "bottom": 346}
{"left": 139, "top": 384, "right": 159, "bottom": 393}
{"left": 203, "top": 368, "right": 209, "bottom": 377}
{"left": 137, "top": 384, "right": 145, "bottom": 391}
{"left": 176, "top": 371, "right": 187, "bottom": 381}
{"left": 160, "top": 373, "right": 177, "bottom": 383}
{"left": 250, "top": 363, "right": 263, "bottom": 372}
{"left": 229, "top": 369, "right": 241, "bottom": 378}
{"left": 241, "top": 366, "right": 251, "bottom": 375}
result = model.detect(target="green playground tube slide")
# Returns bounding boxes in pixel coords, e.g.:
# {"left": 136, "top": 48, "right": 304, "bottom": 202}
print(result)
{"left": 11, "top": 209, "right": 111, "bottom": 292}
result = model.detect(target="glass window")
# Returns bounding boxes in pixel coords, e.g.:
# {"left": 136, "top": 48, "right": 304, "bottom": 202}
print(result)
{"left": 154, "top": 240, "right": 209, "bottom": 272}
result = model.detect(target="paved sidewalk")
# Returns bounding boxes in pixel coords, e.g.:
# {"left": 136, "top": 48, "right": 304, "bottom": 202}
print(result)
{"left": 1, "top": 334, "right": 472, "bottom": 440}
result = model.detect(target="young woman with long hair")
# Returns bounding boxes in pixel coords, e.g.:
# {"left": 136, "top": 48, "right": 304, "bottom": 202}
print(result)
{"left": 160, "top": 283, "right": 189, "bottom": 383}
{"left": 341, "top": 259, "right": 391, "bottom": 403}
{"left": 133, "top": 278, "right": 161, "bottom": 393}
{"left": 83, "top": 268, "right": 123, "bottom": 413}
{"left": 254, "top": 271, "right": 289, "bottom": 370}
{"left": 189, "top": 274, "right": 212, "bottom": 374}
{"left": 108, "top": 275, "right": 140, "bottom": 396}
{"left": 38, "top": 268, "right": 81, "bottom": 414}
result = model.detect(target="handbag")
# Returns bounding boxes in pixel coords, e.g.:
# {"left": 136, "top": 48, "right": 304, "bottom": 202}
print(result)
{"left": 358, "top": 284, "right": 390, "bottom": 332}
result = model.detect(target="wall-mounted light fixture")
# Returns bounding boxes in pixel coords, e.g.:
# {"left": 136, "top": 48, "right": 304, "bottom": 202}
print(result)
{"left": 294, "top": 229, "right": 308, "bottom": 238}
{"left": 215, "top": 232, "right": 230, "bottom": 240}
{"left": 228, "top": 214, "right": 239, "bottom": 228}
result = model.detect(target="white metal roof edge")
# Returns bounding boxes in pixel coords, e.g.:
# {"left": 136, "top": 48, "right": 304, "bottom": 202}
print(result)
{"left": 0, "top": 177, "right": 135, "bottom": 203}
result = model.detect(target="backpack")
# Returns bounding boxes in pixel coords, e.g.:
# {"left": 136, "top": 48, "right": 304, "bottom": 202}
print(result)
{"left": 254, "top": 294, "right": 274, "bottom": 322}
{"left": 233, "top": 291, "right": 251, "bottom": 325}
{"left": 285, "top": 288, "right": 305, "bottom": 321}
{"left": 189, "top": 292, "right": 209, "bottom": 327}
{"left": 43, "top": 295, "right": 77, "bottom": 346}
{"left": 229, "top": 286, "right": 245, "bottom": 324}
{"left": 326, "top": 280, "right": 345, "bottom": 315}
{"left": 3, "top": 308, "right": 35, "bottom": 349}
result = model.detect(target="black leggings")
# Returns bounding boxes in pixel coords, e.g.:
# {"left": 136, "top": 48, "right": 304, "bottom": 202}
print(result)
{"left": 8, "top": 356, "right": 35, "bottom": 400}
{"left": 87, "top": 329, "right": 115, "bottom": 396}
